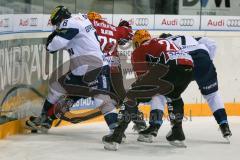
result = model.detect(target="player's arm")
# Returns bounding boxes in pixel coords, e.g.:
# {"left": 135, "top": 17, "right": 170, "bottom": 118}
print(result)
{"left": 116, "top": 27, "right": 133, "bottom": 45}
{"left": 131, "top": 46, "right": 149, "bottom": 77}
{"left": 196, "top": 37, "right": 217, "bottom": 59}
{"left": 116, "top": 20, "right": 133, "bottom": 45}
{"left": 47, "top": 20, "right": 79, "bottom": 53}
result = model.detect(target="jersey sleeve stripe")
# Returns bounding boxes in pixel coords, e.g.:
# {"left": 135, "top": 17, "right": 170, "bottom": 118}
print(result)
{"left": 57, "top": 28, "right": 79, "bottom": 40}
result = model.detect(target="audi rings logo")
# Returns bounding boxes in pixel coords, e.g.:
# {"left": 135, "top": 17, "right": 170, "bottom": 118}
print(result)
{"left": 30, "top": 18, "right": 38, "bottom": 26}
{"left": 0, "top": 18, "right": 9, "bottom": 27}
{"left": 135, "top": 18, "right": 149, "bottom": 26}
{"left": 179, "top": 18, "right": 194, "bottom": 26}
{"left": 227, "top": 19, "right": 240, "bottom": 27}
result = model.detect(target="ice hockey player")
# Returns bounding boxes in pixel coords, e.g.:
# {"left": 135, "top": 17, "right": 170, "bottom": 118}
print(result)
{"left": 87, "top": 12, "right": 147, "bottom": 133}
{"left": 26, "top": 6, "right": 120, "bottom": 134}
{"left": 87, "top": 11, "right": 131, "bottom": 103}
{"left": 156, "top": 33, "right": 232, "bottom": 141}
{"left": 138, "top": 34, "right": 232, "bottom": 143}
{"left": 102, "top": 29, "right": 194, "bottom": 150}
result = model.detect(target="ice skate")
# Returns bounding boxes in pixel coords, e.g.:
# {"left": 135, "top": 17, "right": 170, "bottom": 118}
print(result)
{"left": 166, "top": 123, "right": 187, "bottom": 148}
{"left": 220, "top": 123, "right": 232, "bottom": 143}
{"left": 103, "top": 121, "right": 129, "bottom": 151}
{"left": 102, "top": 132, "right": 126, "bottom": 144}
{"left": 132, "top": 111, "right": 147, "bottom": 133}
{"left": 102, "top": 134, "right": 120, "bottom": 151}
{"left": 25, "top": 115, "right": 53, "bottom": 134}
{"left": 25, "top": 116, "right": 41, "bottom": 133}
{"left": 132, "top": 120, "right": 147, "bottom": 133}
{"left": 137, "top": 125, "right": 159, "bottom": 143}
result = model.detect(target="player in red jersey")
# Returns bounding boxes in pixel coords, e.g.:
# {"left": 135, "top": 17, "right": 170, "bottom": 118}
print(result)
{"left": 87, "top": 12, "right": 147, "bottom": 135}
{"left": 87, "top": 11, "right": 132, "bottom": 100}
{"left": 87, "top": 12, "right": 132, "bottom": 70}
{"left": 103, "top": 30, "right": 194, "bottom": 151}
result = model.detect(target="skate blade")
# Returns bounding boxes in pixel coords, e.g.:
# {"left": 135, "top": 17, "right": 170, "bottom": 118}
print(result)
{"left": 121, "top": 137, "right": 126, "bottom": 144}
{"left": 25, "top": 120, "right": 49, "bottom": 134}
{"left": 132, "top": 125, "right": 145, "bottom": 133}
{"left": 24, "top": 124, "right": 38, "bottom": 133}
{"left": 137, "top": 134, "right": 153, "bottom": 143}
{"left": 25, "top": 120, "right": 39, "bottom": 130}
{"left": 132, "top": 126, "right": 140, "bottom": 133}
{"left": 168, "top": 140, "right": 187, "bottom": 148}
{"left": 104, "top": 142, "right": 119, "bottom": 151}
{"left": 224, "top": 136, "right": 231, "bottom": 144}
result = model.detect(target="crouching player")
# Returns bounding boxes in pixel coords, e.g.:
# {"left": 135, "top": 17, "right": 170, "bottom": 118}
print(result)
{"left": 138, "top": 34, "right": 232, "bottom": 143}
{"left": 26, "top": 6, "right": 120, "bottom": 134}
{"left": 87, "top": 12, "right": 147, "bottom": 133}
{"left": 166, "top": 34, "right": 231, "bottom": 140}
{"left": 103, "top": 30, "right": 194, "bottom": 150}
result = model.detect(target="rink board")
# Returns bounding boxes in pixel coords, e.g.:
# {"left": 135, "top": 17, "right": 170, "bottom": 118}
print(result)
{"left": 1, "top": 103, "right": 239, "bottom": 140}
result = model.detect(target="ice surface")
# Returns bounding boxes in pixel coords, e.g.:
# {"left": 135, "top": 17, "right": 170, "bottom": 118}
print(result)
{"left": 0, "top": 117, "right": 239, "bottom": 160}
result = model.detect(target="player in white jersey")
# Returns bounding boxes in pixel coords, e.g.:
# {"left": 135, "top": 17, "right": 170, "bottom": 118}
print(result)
{"left": 138, "top": 33, "right": 232, "bottom": 143}
{"left": 26, "top": 6, "right": 119, "bottom": 133}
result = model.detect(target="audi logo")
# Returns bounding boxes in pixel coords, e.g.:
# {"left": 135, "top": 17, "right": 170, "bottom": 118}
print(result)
{"left": 135, "top": 18, "right": 149, "bottom": 26}
{"left": 0, "top": 18, "right": 9, "bottom": 27}
{"left": 30, "top": 18, "right": 38, "bottom": 26}
{"left": 227, "top": 19, "right": 240, "bottom": 27}
{"left": 179, "top": 18, "right": 194, "bottom": 26}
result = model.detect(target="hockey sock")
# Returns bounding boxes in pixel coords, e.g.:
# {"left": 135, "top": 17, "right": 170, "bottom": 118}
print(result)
{"left": 41, "top": 100, "right": 56, "bottom": 120}
{"left": 203, "top": 91, "right": 228, "bottom": 125}
{"left": 149, "top": 109, "right": 164, "bottom": 129}
{"left": 167, "top": 98, "right": 184, "bottom": 125}
{"left": 104, "top": 111, "right": 118, "bottom": 130}
{"left": 213, "top": 108, "right": 228, "bottom": 125}
{"left": 203, "top": 91, "right": 225, "bottom": 113}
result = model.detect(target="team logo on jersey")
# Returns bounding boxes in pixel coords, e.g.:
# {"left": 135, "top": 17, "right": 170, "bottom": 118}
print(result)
{"left": 160, "top": 51, "right": 170, "bottom": 63}
{"left": 85, "top": 24, "right": 95, "bottom": 32}
{"left": 161, "top": 51, "right": 192, "bottom": 64}
{"left": 179, "top": 18, "right": 194, "bottom": 26}
{"left": 227, "top": 19, "right": 240, "bottom": 27}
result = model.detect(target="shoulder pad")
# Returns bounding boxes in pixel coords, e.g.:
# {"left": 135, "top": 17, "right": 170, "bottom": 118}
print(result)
{"left": 59, "top": 17, "right": 79, "bottom": 29}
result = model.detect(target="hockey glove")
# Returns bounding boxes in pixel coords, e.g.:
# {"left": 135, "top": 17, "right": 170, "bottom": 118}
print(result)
{"left": 118, "top": 20, "right": 132, "bottom": 29}
{"left": 46, "top": 30, "right": 58, "bottom": 53}
{"left": 118, "top": 38, "right": 129, "bottom": 45}
{"left": 159, "top": 33, "right": 172, "bottom": 38}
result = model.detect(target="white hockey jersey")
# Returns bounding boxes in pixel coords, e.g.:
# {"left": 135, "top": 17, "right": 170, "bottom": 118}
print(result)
{"left": 167, "top": 35, "right": 217, "bottom": 60}
{"left": 47, "top": 13, "right": 106, "bottom": 76}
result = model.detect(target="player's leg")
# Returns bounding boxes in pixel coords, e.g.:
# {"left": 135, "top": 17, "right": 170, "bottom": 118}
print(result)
{"left": 26, "top": 81, "right": 66, "bottom": 132}
{"left": 203, "top": 91, "right": 231, "bottom": 139}
{"left": 137, "top": 95, "right": 165, "bottom": 143}
{"left": 132, "top": 108, "right": 147, "bottom": 133}
{"left": 166, "top": 97, "right": 186, "bottom": 147}
{"left": 110, "top": 67, "right": 147, "bottom": 133}
{"left": 191, "top": 50, "right": 232, "bottom": 139}
{"left": 163, "top": 65, "right": 193, "bottom": 147}
{"left": 95, "top": 94, "right": 118, "bottom": 132}
{"left": 103, "top": 65, "right": 173, "bottom": 150}
{"left": 103, "top": 100, "right": 139, "bottom": 150}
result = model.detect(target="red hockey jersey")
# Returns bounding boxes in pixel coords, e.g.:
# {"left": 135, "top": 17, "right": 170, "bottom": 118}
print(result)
{"left": 131, "top": 38, "right": 193, "bottom": 77}
{"left": 90, "top": 19, "right": 132, "bottom": 68}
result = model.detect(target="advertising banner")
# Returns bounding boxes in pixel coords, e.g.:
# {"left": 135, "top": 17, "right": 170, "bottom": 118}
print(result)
{"left": 179, "top": 0, "right": 240, "bottom": 16}
{"left": 0, "top": 36, "right": 61, "bottom": 118}
{"left": 42, "top": 14, "right": 53, "bottom": 32}
{"left": 154, "top": 15, "right": 200, "bottom": 30}
{"left": 201, "top": 16, "right": 240, "bottom": 30}
{"left": 13, "top": 14, "right": 43, "bottom": 32}
{"left": 102, "top": 14, "right": 113, "bottom": 24}
{"left": 113, "top": 14, "right": 154, "bottom": 30}
{"left": 0, "top": 14, "right": 13, "bottom": 33}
